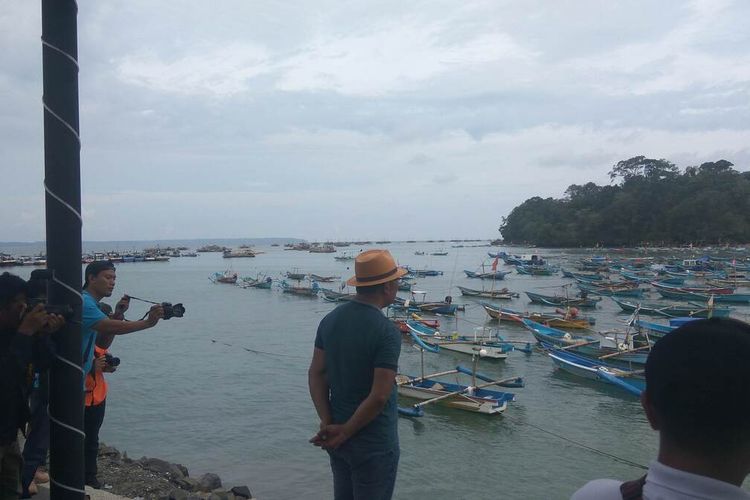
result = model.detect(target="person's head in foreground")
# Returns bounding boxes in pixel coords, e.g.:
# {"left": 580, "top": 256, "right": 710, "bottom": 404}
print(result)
{"left": 644, "top": 316, "right": 750, "bottom": 486}
{"left": 348, "top": 249, "right": 407, "bottom": 306}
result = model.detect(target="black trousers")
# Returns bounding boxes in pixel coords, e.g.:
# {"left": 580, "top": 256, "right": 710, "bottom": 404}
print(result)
{"left": 83, "top": 400, "right": 106, "bottom": 482}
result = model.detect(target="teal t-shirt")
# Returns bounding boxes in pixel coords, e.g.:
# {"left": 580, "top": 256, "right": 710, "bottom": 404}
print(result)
{"left": 314, "top": 300, "right": 401, "bottom": 451}
{"left": 82, "top": 291, "right": 105, "bottom": 378}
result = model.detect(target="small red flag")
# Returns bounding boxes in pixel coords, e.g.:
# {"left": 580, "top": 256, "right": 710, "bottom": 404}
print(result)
{"left": 492, "top": 257, "right": 499, "bottom": 271}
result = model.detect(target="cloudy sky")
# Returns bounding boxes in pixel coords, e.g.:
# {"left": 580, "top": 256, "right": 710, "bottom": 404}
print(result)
{"left": 1, "top": 0, "right": 749, "bottom": 242}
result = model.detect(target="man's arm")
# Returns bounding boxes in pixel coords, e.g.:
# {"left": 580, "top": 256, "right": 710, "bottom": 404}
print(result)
{"left": 315, "top": 367, "right": 396, "bottom": 450}
{"left": 94, "top": 304, "right": 163, "bottom": 347}
{"left": 308, "top": 347, "right": 332, "bottom": 427}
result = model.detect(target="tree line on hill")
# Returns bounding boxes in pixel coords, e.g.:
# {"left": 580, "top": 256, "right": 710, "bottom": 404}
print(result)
{"left": 499, "top": 156, "right": 750, "bottom": 247}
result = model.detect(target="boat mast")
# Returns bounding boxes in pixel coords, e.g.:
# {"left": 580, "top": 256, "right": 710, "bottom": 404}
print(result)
{"left": 41, "top": 1, "right": 85, "bottom": 499}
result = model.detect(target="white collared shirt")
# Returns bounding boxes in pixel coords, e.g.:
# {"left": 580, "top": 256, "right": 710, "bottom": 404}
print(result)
{"left": 571, "top": 460, "right": 750, "bottom": 500}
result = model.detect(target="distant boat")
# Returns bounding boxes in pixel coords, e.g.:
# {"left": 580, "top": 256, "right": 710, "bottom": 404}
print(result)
{"left": 209, "top": 271, "right": 238, "bottom": 284}
{"left": 223, "top": 248, "right": 257, "bottom": 258}
{"left": 457, "top": 286, "right": 518, "bottom": 300}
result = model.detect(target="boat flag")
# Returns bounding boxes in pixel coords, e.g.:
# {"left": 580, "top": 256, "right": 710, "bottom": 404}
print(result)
{"left": 707, "top": 294, "right": 714, "bottom": 319}
{"left": 491, "top": 257, "right": 499, "bottom": 271}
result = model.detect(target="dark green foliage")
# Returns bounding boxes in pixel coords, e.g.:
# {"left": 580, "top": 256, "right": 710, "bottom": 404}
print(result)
{"left": 499, "top": 157, "right": 750, "bottom": 246}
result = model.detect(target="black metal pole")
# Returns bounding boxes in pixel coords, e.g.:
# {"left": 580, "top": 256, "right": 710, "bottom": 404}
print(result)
{"left": 41, "top": 1, "right": 85, "bottom": 499}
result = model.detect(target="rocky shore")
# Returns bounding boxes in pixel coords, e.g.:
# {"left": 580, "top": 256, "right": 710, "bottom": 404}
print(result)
{"left": 93, "top": 444, "right": 255, "bottom": 500}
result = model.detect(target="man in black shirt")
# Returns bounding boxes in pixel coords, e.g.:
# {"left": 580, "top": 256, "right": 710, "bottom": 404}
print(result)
{"left": 309, "top": 250, "right": 406, "bottom": 500}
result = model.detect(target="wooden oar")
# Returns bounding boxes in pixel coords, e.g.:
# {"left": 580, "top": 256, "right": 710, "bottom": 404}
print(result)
{"left": 397, "top": 369, "right": 458, "bottom": 386}
{"left": 598, "top": 344, "right": 651, "bottom": 360}
{"left": 561, "top": 339, "right": 600, "bottom": 350}
{"left": 414, "top": 376, "right": 520, "bottom": 409}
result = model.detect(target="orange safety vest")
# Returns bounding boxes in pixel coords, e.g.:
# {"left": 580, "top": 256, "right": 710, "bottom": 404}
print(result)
{"left": 85, "top": 346, "right": 108, "bottom": 406}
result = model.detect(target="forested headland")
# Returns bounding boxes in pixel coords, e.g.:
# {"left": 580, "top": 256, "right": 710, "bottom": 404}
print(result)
{"left": 499, "top": 156, "right": 750, "bottom": 247}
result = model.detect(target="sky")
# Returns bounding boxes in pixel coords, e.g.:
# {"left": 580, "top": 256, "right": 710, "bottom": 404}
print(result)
{"left": 1, "top": 0, "right": 749, "bottom": 242}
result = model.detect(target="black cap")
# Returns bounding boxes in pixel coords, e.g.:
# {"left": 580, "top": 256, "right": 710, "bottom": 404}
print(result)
{"left": 83, "top": 260, "right": 116, "bottom": 288}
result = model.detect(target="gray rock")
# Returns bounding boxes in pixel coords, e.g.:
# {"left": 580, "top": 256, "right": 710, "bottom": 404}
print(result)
{"left": 98, "top": 445, "right": 121, "bottom": 458}
{"left": 230, "top": 486, "right": 252, "bottom": 499}
{"left": 175, "top": 463, "right": 190, "bottom": 477}
{"left": 187, "top": 496, "right": 203, "bottom": 500}
{"left": 208, "top": 491, "right": 229, "bottom": 500}
{"left": 139, "top": 458, "right": 186, "bottom": 479}
{"left": 198, "top": 473, "right": 222, "bottom": 492}
{"left": 169, "top": 489, "right": 188, "bottom": 500}
{"left": 173, "top": 477, "right": 200, "bottom": 492}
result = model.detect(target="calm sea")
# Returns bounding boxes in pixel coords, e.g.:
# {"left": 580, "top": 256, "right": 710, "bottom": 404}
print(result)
{"left": 3, "top": 241, "right": 749, "bottom": 499}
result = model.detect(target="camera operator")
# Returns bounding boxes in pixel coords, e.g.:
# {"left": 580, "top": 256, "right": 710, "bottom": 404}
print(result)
{"left": 81, "top": 261, "right": 163, "bottom": 488}
{"left": 0, "top": 272, "right": 63, "bottom": 499}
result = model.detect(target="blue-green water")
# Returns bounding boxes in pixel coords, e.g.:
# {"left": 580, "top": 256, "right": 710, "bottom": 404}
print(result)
{"left": 4, "top": 242, "right": 749, "bottom": 499}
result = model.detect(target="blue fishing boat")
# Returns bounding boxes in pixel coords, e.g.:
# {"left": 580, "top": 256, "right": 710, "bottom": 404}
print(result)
{"left": 610, "top": 297, "right": 732, "bottom": 318}
{"left": 406, "top": 321, "right": 513, "bottom": 359}
{"left": 525, "top": 291, "right": 600, "bottom": 308}
{"left": 463, "top": 269, "right": 511, "bottom": 280}
{"left": 543, "top": 344, "right": 645, "bottom": 397}
{"left": 577, "top": 282, "right": 645, "bottom": 297}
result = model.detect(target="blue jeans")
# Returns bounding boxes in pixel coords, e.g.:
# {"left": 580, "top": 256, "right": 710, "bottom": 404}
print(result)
{"left": 328, "top": 446, "right": 399, "bottom": 500}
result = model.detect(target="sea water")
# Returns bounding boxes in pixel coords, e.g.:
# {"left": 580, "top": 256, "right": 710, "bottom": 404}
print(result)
{"left": 5, "top": 242, "right": 748, "bottom": 499}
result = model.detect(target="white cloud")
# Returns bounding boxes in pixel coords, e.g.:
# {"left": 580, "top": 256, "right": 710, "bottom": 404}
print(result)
{"left": 116, "top": 43, "right": 272, "bottom": 96}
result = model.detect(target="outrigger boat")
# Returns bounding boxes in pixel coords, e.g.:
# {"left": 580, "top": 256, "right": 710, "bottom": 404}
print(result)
{"left": 406, "top": 321, "right": 514, "bottom": 360}
{"left": 610, "top": 297, "right": 731, "bottom": 318}
{"left": 280, "top": 280, "right": 320, "bottom": 297}
{"left": 397, "top": 341, "right": 523, "bottom": 416}
{"left": 525, "top": 291, "right": 600, "bottom": 308}
{"left": 209, "top": 270, "right": 238, "bottom": 284}
{"left": 456, "top": 285, "right": 519, "bottom": 300}
{"left": 543, "top": 343, "right": 645, "bottom": 397}
{"left": 482, "top": 303, "right": 594, "bottom": 329}
{"left": 463, "top": 269, "right": 511, "bottom": 280}
{"left": 309, "top": 274, "right": 341, "bottom": 282}
{"left": 319, "top": 288, "right": 356, "bottom": 302}
{"left": 238, "top": 276, "right": 273, "bottom": 289}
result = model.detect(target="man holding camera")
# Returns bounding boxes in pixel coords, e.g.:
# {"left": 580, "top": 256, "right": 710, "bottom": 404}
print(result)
{"left": 0, "top": 272, "right": 63, "bottom": 499}
{"left": 81, "top": 261, "right": 164, "bottom": 488}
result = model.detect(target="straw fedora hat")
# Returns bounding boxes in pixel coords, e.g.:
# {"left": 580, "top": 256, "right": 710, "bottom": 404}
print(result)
{"left": 346, "top": 249, "right": 408, "bottom": 287}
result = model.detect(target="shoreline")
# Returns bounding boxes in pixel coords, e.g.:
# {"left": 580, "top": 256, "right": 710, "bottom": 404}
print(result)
{"left": 57, "top": 443, "right": 257, "bottom": 500}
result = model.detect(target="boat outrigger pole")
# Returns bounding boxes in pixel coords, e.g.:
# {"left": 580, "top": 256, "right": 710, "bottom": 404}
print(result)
{"left": 42, "top": 1, "right": 85, "bottom": 498}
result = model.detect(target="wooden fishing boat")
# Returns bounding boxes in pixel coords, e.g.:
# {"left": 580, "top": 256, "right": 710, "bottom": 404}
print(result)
{"left": 522, "top": 319, "right": 648, "bottom": 368}
{"left": 456, "top": 286, "right": 518, "bottom": 300}
{"left": 525, "top": 291, "right": 600, "bottom": 308}
{"left": 610, "top": 297, "right": 731, "bottom": 318}
{"left": 577, "top": 282, "right": 646, "bottom": 297}
{"left": 463, "top": 269, "right": 512, "bottom": 280}
{"left": 239, "top": 276, "right": 273, "bottom": 289}
{"left": 515, "top": 264, "right": 558, "bottom": 276}
{"left": 651, "top": 281, "right": 735, "bottom": 295}
{"left": 285, "top": 271, "right": 307, "bottom": 281}
{"left": 280, "top": 280, "right": 320, "bottom": 297}
{"left": 396, "top": 365, "right": 521, "bottom": 416}
{"left": 319, "top": 288, "right": 356, "bottom": 302}
{"left": 544, "top": 345, "right": 645, "bottom": 397}
{"left": 406, "top": 267, "right": 444, "bottom": 277}
{"left": 209, "top": 271, "right": 238, "bottom": 284}
{"left": 391, "top": 292, "right": 462, "bottom": 315}
{"left": 482, "top": 303, "right": 594, "bottom": 329}
{"left": 653, "top": 284, "right": 750, "bottom": 304}
{"left": 406, "top": 321, "right": 512, "bottom": 360}
{"left": 391, "top": 316, "right": 440, "bottom": 334}
{"left": 309, "top": 274, "right": 341, "bottom": 282}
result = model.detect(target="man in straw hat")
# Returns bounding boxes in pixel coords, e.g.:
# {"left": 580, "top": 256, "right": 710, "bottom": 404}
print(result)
{"left": 309, "top": 249, "right": 407, "bottom": 500}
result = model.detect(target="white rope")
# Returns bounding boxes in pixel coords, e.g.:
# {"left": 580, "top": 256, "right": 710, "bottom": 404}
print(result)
{"left": 52, "top": 273, "right": 83, "bottom": 297}
{"left": 44, "top": 181, "right": 82, "bottom": 221}
{"left": 55, "top": 353, "right": 84, "bottom": 374}
{"left": 50, "top": 478, "right": 87, "bottom": 495}
{"left": 47, "top": 412, "right": 86, "bottom": 438}
{"left": 42, "top": 102, "right": 81, "bottom": 143}
{"left": 41, "top": 39, "right": 79, "bottom": 68}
